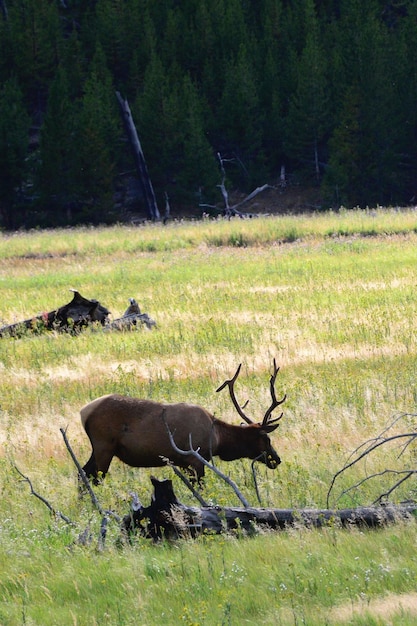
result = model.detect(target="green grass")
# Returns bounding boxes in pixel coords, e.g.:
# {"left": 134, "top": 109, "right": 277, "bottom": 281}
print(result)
{"left": 2, "top": 515, "right": 417, "bottom": 625}
{"left": 2, "top": 207, "right": 417, "bottom": 260}
{"left": 1, "top": 209, "right": 417, "bottom": 624}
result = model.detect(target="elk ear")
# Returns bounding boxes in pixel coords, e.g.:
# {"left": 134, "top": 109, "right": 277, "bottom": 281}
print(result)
{"left": 260, "top": 423, "right": 280, "bottom": 434}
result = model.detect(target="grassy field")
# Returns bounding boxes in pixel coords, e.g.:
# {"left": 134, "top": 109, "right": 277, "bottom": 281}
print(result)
{"left": 1, "top": 208, "right": 417, "bottom": 625}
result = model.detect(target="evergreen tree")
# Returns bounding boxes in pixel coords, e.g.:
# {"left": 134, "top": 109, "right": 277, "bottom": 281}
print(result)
{"left": 175, "top": 75, "right": 219, "bottom": 205}
{"left": 7, "top": 0, "right": 61, "bottom": 112}
{"left": 284, "top": 0, "right": 329, "bottom": 183}
{"left": 125, "top": 0, "right": 157, "bottom": 99}
{"left": 322, "top": 86, "right": 365, "bottom": 207}
{"left": 133, "top": 53, "right": 174, "bottom": 196}
{"left": 193, "top": 0, "right": 224, "bottom": 113}
{"left": 60, "top": 30, "right": 86, "bottom": 101}
{"left": 325, "top": 0, "right": 408, "bottom": 205}
{"left": 182, "top": 0, "right": 213, "bottom": 83}
{"left": 0, "top": 76, "right": 31, "bottom": 229}
{"left": 388, "top": 1, "right": 417, "bottom": 203}
{"left": 38, "top": 65, "right": 77, "bottom": 224}
{"left": 220, "top": 0, "right": 250, "bottom": 59}
{"left": 159, "top": 6, "right": 183, "bottom": 71}
{"left": 218, "top": 44, "right": 266, "bottom": 188}
{"left": 96, "top": 0, "right": 136, "bottom": 90}
{"left": 258, "top": 0, "right": 287, "bottom": 173}
{"left": 134, "top": 54, "right": 219, "bottom": 208}
{"left": 0, "top": 6, "right": 14, "bottom": 83}
{"left": 73, "top": 44, "right": 119, "bottom": 223}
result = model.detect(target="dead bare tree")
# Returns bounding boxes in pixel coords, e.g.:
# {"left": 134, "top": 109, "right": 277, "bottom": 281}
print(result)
{"left": 116, "top": 91, "right": 160, "bottom": 221}
{"left": 200, "top": 152, "right": 274, "bottom": 218}
{"left": 327, "top": 412, "right": 417, "bottom": 508}
{"left": 216, "top": 152, "right": 233, "bottom": 216}
{"left": 164, "top": 462, "right": 209, "bottom": 507}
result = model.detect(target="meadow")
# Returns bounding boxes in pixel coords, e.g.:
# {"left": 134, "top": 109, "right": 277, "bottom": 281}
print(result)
{"left": 1, "top": 208, "right": 417, "bottom": 625}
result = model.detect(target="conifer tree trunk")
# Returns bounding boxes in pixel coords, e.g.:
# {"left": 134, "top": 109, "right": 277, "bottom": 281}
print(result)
{"left": 116, "top": 91, "right": 160, "bottom": 221}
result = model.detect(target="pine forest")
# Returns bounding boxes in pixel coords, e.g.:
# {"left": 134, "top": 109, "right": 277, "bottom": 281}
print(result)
{"left": 0, "top": 0, "right": 416, "bottom": 229}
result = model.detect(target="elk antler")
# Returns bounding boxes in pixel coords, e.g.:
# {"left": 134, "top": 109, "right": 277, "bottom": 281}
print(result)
{"left": 217, "top": 360, "right": 286, "bottom": 427}
{"left": 216, "top": 363, "right": 253, "bottom": 424}
{"left": 262, "top": 359, "right": 286, "bottom": 428}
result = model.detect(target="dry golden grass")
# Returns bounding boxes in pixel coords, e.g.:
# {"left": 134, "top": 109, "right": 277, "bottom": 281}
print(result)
{"left": 329, "top": 591, "right": 417, "bottom": 623}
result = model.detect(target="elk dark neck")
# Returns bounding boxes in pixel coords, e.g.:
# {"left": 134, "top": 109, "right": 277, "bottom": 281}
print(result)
{"left": 214, "top": 420, "right": 256, "bottom": 461}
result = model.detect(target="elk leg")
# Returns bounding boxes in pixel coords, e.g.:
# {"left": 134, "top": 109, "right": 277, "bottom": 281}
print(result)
{"left": 82, "top": 445, "right": 114, "bottom": 485}
{"left": 82, "top": 452, "right": 99, "bottom": 484}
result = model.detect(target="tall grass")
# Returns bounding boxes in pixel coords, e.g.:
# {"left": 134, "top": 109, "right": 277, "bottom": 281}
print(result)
{"left": 2, "top": 207, "right": 417, "bottom": 260}
{"left": 2, "top": 521, "right": 417, "bottom": 625}
{"left": 1, "top": 209, "right": 417, "bottom": 624}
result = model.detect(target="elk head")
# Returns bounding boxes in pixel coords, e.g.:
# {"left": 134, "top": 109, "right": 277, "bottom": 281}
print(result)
{"left": 216, "top": 359, "right": 286, "bottom": 469}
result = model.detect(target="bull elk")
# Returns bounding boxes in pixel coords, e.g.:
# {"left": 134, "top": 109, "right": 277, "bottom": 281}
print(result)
{"left": 80, "top": 360, "right": 286, "bottom": 484}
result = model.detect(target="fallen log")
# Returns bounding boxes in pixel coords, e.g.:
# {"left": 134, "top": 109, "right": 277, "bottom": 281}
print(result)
{"left": 122, "top": 477, "right": 417, "bottom": 541}
{"left": 0, "top": 289, "right": 110, "bottom": 337}
{"left": 104, "top": 298, "right": 156, "bottom": 331}
{"left": 122, "top": 477, "right": 222, "bottom": 541}
{"left": 0, "top": 291, "right": 156, "bottom": 337}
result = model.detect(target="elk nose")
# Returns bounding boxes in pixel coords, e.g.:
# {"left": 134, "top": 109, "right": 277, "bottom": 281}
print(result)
{"left": 267, "top": 454, "right": 281, "bottom": 469}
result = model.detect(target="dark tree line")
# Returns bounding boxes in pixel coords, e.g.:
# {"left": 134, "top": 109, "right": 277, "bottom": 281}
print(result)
{"left": 0, "top": 0, "right": 416, "bottom": 229}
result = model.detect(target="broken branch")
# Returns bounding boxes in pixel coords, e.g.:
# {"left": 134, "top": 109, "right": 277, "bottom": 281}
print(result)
{"left": 14, "top": 465, "right": 73, "bottom": 525}
{"left": 162, "top": 412, "right": 251, "bottom": 508}
{"left": 60, "top": 427, "right": 120, "bottom": 524}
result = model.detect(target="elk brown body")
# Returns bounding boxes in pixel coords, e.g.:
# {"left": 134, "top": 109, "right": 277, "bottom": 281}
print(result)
{"left": 80, "top": 361, "right": 286, "bottom": 483}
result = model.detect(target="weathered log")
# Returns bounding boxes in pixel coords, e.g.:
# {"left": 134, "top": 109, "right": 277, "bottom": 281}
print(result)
{"left": 0, "top": 293, "right": 156, "bottom": 337}
{"left": 104, "top": 297, "right": 156, "bottom": 331}
{"left": 106, "top": 311, "right": 156, "bottom": 331}
{"left": 122, "top": 477, "right": 223, "bottom": 541}
{"left": 0, "top": 289, "right": 109, "bottom": 337}
{"left": 122, "top": 478, "right": 417, "bottom": 541}
{"left": 212, "top": 503, "right": 417, "bottom": 531}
